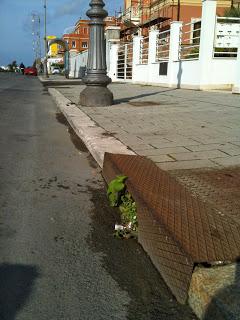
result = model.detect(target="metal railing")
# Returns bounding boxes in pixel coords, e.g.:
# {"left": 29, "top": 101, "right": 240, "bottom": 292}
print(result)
{"left": 140, "top": 36, "right": 149, "bottom": 64}
{"left": 214, "top": 17, "right": 240, "bottom": 58}
{"left": 156, "top": 29, "right": 170, "bottom": 62}
{"left": 117, "top": 44, "right": 125, "bottom": 79}
{"left": 180, "top": 20, "right": 201, "bottom": 60}
{"left": 117, "top": 43, "right": 133, "bottom": 80}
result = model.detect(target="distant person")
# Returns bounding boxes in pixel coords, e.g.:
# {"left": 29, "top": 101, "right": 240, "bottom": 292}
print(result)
{"left": 20, "top": 63, "right": 25, "bottom": 75}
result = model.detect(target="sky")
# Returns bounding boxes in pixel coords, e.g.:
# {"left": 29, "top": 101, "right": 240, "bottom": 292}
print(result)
{"left": 0, "top": 0, "right": 123, "bottom": 66}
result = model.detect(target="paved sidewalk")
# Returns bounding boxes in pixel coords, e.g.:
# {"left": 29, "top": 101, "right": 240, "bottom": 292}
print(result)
{"left": 57, "top": 83, "right": 240, "bottom": 171}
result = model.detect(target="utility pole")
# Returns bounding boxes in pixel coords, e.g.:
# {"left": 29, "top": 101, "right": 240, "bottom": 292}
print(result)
{"left": 44, "top": 0, "right": 49, "bottom": 78}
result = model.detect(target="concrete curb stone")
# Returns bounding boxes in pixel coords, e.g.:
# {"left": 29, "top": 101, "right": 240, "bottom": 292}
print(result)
{"left": 189, "top": 264, "right": 240, "bottom": 320}
{"left": 48, "top": 88, "right": 135, "bottom": 168}
{"left": 38, "top": 75, "right": 83, "bottom": 86}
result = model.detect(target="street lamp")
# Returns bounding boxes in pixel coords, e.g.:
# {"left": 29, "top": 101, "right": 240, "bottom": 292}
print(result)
{"left": 44, "top": 0, "right": 49, "bottom": 78}
{"left": 80, "top": 0, "right": 113, "bottom": 107}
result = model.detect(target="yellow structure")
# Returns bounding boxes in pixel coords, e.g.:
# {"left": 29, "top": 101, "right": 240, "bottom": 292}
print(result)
{"left": 47, "top": 36, "right": 58, "bottom": 57}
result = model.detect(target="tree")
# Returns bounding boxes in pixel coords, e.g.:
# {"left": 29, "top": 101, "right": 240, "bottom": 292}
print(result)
{"left": 7, "top": 60, "right": 18, "bottom": 72}
{"left": 224, "top": 6, "right": 240, "bottom": 17}
{"left": 12, "top": 60, "right": 17, "bottom": 68}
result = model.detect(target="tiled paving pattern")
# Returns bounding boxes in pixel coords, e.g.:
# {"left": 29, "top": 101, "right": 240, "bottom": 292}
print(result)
{"left": 58, "top": 83, "right": 240, "bottom": 170}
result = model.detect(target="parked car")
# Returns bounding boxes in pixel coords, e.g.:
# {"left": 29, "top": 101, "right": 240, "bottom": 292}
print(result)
{"left": 24, "top": 66, "right": 37, "bottom": 76}
{"left": 52, "top": 67, "right": 60, "bottom": 75}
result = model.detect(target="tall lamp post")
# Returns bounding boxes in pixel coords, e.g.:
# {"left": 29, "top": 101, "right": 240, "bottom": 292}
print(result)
{"left": 80, "top": 0, "right": 113, "bottom": 107}
{"left": 44, "top": 0, "right": 49, "bottom": 78}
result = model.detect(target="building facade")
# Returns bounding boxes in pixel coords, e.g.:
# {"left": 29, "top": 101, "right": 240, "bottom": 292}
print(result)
{"left": 120, "top": 0, "right": 234, "bottom": 39}
{"left": 63, "top": 20, "right": 89, "bottom": 54}
{"left": 63, "top": 17, "right": 120, "bottom": 55}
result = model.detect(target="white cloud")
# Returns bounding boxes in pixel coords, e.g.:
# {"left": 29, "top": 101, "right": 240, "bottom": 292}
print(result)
{"left": 54, "top": 0, "right": 86, "bottom": 17}
{"left": 54, "top": 0, "right": 122, "bottom": 18}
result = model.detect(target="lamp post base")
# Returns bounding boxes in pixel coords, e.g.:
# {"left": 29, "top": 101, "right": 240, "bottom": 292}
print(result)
{"left": 80, "top": 85, "right": 113, "bottom": 107}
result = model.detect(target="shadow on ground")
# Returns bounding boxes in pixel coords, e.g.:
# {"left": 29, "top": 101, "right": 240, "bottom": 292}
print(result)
{"left": 0, "top": 263, "right": 39, "bottom": 320}
{"left": 114, "top": 88, "right": 178, "bottom": 104}
{"left": 204, "top": 263, "right": 240, "bottom": 320}
{"left": 87, "top": 186, "right": 196, "bottom": 320}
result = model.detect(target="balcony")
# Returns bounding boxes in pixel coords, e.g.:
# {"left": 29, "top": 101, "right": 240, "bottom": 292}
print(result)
{"left": 140, "top": 0, "right": 175, "bottom": 25}
{"left": 121, "top": 6, "right": 141, "bottom": 25}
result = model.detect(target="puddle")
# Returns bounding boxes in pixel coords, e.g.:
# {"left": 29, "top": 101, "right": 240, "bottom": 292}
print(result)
{"left": 56, "top": 112, "right": 98, "bottom": 168}
{"left": 56, "top": 112, "right": 86, "bottom": 153}
{"left": 68, "top": 126, "right": 88, "bottom": 153}
{"left": 56, "top": 112, "right": 69, "bottom": 126}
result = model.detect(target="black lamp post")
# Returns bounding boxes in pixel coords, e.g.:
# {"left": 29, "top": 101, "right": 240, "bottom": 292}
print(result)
{"left": 80, "top": 0, "right": 113, "bottom": 107}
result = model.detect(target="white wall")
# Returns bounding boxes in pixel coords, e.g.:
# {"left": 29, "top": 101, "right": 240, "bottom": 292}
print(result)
{"left": 233, "top": 35, "right": 240, "bottom": 93}
{"left": 132, "top": 64, "right": 149, "bottom": 82}
{"left": 209, "top": 59, "right": 236, "bottom": 88}
{"left": 66, "top": 0, "right": 239, "bottom": 90}
{"left": 170, "top": 60, "right": 201, "bottom": 88}
{"left": 108, "top": 0, "right": 239, "bottom": 91}
{"left": 69, "top": 50, "right": 88, "bottom": 78}
{"left": 130, "top": 58, "right": 237, "bottom": 90}
{"left": 149, "top": 62, "right": 169, "bottom": 86}
{"left": 108, "top": 43, "right": 118, "bottom": 81}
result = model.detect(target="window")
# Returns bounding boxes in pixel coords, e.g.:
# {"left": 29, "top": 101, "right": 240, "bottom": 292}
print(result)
{"left": 83, "top": 27, "right": 88, "bottom": 34}
{"left": 72, "top": 40, "right": 76, "bottom": 48}
{"left": 82, "top": 42, "right": 88, "bottom": 48}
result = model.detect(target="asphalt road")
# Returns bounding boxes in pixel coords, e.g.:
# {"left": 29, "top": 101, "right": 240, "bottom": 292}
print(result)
{"left": 0, "top": 73, "right": 196, "bottom": 320}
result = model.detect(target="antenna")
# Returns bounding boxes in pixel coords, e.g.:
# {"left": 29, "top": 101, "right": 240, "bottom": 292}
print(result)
{"left": 31, "top": 12, "right": 41, "bottom": 63}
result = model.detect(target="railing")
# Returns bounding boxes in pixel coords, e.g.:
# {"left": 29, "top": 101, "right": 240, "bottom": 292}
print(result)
{"left": 126, "top": 42, "right": 133, "bottom": 80}
{"left": 117, "top": 43, "right": 133, "bottom": 80}
{"left": 214, "top": 17, "right": 240, "bottom": 58}
{"left": 140, "top": 36, "right": 149, "bottom": 64}
{"left": 180, "top": 20, "right": 201, "bottom": 60}
{"left": 117, "top": 44, "right": 125, "bottom": 79}
{"left": 156, "top": 29, "right": 170, "bottom": 62}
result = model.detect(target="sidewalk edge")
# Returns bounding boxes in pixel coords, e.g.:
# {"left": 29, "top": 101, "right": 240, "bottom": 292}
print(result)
{"left": 38, "top": 75, "right": 83, "bottom": 86}
{"left": 48, "top": 88, "right": 135, "bottom": 168}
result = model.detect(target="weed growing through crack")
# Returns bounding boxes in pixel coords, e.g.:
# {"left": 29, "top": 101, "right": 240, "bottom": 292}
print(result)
{"left": 107, "top": 175, "right": 138, "bottom": 239}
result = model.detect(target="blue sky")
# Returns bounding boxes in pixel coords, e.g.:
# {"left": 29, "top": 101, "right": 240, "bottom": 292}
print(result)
{"left": 0, "top": 0, "right": 123, "bottom": 66}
